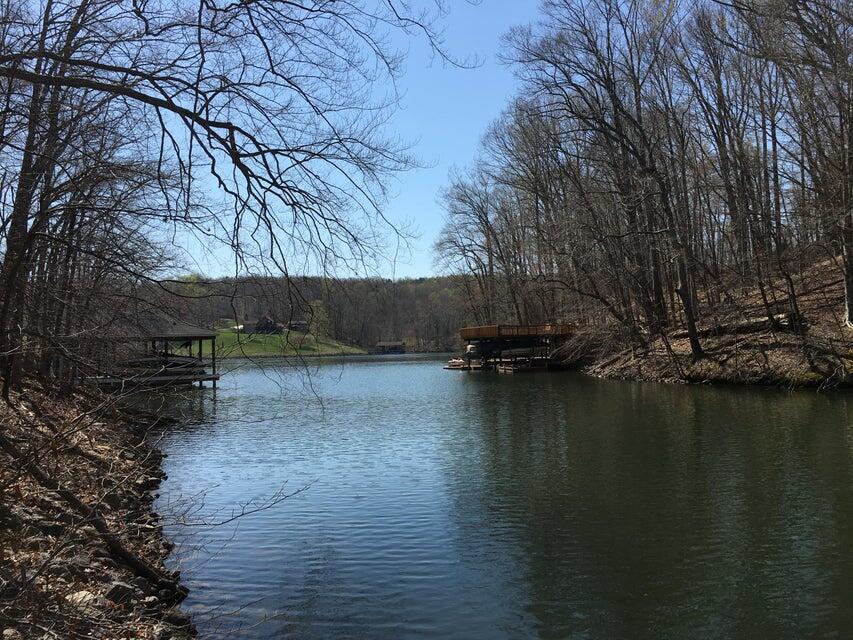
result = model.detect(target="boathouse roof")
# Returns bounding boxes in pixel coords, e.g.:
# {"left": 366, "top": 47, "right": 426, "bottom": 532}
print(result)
{"left": 459, "top": 324, "right": 576, "bottom": 341}
{"left": 112, "top": 311, "right": 218, "bottom": 341}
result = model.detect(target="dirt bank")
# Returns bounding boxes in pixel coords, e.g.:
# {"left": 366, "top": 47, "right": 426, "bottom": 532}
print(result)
{"left": 0, "top": 386, "right": 192, "bottom": 639}
{"left": 571, "top": 260, "right": 853, "bottom": 389}
{"left": 581, "top": 330, "right": 851, "bottom": 388}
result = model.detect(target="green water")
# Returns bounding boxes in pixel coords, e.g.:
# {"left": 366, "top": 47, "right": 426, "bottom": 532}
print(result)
{"left": 157, "top": 355, "right": 853, "bottom": 638}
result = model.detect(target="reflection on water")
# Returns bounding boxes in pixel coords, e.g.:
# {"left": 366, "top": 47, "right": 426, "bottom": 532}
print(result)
{"left": 156, "top": 355, "right": 853, "bottom": 638}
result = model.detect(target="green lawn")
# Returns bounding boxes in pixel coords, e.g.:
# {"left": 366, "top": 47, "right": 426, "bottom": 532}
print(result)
{"left": 186, "top": 330, "right": 366, "bottom": 358}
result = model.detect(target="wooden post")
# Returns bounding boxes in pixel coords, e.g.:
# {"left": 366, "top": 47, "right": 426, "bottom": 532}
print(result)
{"left": 211, "top": 336, "right": 217, "bottom": 388}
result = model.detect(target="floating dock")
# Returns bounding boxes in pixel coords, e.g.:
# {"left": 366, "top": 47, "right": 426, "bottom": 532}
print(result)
{"left": 92, "top": 369, "right": 220, "bottom": 390}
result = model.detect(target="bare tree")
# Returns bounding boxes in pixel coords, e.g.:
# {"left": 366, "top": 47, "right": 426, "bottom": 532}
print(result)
{"left": 0, "top": 0, "right": 470, "bottom": 392}
{"left": 437, "top": 0, "right": 851, "bottom": 369}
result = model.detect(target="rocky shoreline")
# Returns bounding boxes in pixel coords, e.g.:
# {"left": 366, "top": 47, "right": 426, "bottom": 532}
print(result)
{"left": 0, "top": 386, "right": 192, "bottom": 639}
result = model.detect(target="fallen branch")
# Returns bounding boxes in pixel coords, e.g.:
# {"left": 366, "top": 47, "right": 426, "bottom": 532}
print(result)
{"left": 0, "top": 429, "right": 185, "bottom": 600}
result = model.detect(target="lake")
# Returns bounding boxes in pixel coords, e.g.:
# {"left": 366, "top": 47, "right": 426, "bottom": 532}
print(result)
{"left": 156, "top": 355, "right": 853, "bottom": 638}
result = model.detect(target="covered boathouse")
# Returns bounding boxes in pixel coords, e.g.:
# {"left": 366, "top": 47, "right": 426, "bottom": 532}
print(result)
{"left": 91, "top": 317, "right": 220, "bottom": 390}
{"left": 455, "top": 323, "right": 576, "bottom": 372}
{"left": 374, "top": 340, "right": 406, "bottom": 354}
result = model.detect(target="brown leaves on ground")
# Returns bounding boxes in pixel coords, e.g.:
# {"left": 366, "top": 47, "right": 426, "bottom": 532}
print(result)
{"left": 587, "top": 259, "right": 853, "bottom": 389}
{"left": 0, "top": 385, "right": 191, "bottom": 639}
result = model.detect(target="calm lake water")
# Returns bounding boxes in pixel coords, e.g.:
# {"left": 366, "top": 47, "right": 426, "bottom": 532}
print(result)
{"left": 156, "top": 355, "right": 853, "bottom": 639}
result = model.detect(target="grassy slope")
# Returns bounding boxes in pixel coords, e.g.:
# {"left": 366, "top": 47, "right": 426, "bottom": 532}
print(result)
{"left": 189, "top": 330, "right": 366, "bottom": 358}
{"left": 580, "top": 258, "right": 853, "bottom": 388}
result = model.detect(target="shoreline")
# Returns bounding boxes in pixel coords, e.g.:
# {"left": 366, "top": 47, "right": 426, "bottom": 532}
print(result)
{"left": 570, "top": 328, "right": 853, "bottom": 390}
{"left": 0, "top": 388, "right": 194, "bottom": 639}
{"left": 215, "top": 350, "right": 451, "bottom": 360}
{"left": 220, "top": 338, "right": 852, "bottom": 390}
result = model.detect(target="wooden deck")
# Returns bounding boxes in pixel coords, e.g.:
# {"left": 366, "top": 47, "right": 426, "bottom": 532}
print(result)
{"left": 89, "top": 354, "right": 219, "bottom": 389}
{"left": 459, "top": 324, "right": 575, "bottom": 341}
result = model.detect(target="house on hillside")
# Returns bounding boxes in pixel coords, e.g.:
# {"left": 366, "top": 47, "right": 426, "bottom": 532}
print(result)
{"left": 239, "top": 315, "right": 285, "bottom": 334}
{"left": 287, "top": 319, "right": 310, "bottom": 333}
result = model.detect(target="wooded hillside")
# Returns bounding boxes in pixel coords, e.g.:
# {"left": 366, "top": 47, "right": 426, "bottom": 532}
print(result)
{"left": 155, "top": 275, "right": 472, "bottom": 352}
{"left": 434, "top": 0, "right": 852, "bottom": 380}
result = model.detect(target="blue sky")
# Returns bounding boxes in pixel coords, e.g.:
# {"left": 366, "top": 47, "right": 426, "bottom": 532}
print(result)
{"left": 382, "top": 0, "right": 539, "bottom": 278}
{"left": 174, "top": 1, "right": 540, "bottom": 280}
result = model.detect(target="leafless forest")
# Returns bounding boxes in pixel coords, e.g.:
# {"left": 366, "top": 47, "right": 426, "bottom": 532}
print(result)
{"left": 1, "top": 0, "right": 851, "bottom": 391}
{"left": 0, "top": 0, "right": 851, "bottom": 636}
{"left": 0, "top": 0, "right": 464, "bottom": 395}
{"left": 436, "top": 0, "right": 852, "bottom": 371}
{"left": 165, "top": 275, "right": 471, "bottom": 351}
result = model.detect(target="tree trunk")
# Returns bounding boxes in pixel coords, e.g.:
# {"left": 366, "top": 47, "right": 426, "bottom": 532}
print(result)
{"left": 843, "top": 213, "right": 853, "bottom": 327}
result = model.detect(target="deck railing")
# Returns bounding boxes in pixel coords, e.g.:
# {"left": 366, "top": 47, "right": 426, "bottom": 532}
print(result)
{"left": 459, "top": 324, "right": 576, "bottom": 341}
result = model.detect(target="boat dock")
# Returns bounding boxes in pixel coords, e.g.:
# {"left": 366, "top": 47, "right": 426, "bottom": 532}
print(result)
{"left": 89, "top": 320, "right": 220, "bottom": 390}
{"left": 447, "top": 323, "right": 576, "bottom": 372}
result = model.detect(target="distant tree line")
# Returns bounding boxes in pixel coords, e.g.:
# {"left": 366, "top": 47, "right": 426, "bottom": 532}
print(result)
{"left": 436, "top": 0, "right": 852, "bottom": 360}
{"left": 160, "top": 275, "right": 471, "bottom": 352}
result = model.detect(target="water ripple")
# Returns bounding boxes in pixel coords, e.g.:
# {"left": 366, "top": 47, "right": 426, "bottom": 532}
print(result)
{"left": 157, "top": 356, "right": 853, "bottom": 639}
